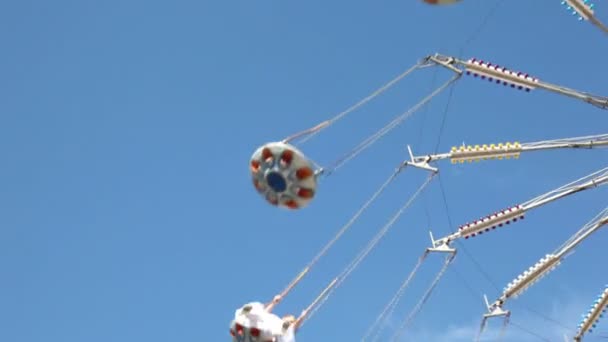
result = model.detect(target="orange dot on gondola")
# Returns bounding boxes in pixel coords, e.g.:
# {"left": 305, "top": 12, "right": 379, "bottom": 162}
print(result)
{"left": 297, "top": 188, "right": 314, "bottom": 199}
{"left": 262, "top": 148, "right": 273, "bottom": 162}
{"left": 280, "top": 149, "right": 294, "bottom": 167}
{"left": 285, "top": 199, "right": 299, "bottom": 209}
{"left": 296, "top": 167, "right": 313, "bottom": 180}
{"left": 250, "top": 160, "right": 260, "bottom": 173}
{"left": 250, "top": 328, "right": 260, "bottom": 337}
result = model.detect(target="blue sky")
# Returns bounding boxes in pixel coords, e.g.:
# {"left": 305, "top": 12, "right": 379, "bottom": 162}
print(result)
{"left": 1, "top": 0, "right": 607, "bottom": 341}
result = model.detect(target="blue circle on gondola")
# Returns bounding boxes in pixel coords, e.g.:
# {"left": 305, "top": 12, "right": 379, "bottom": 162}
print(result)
{"left": 266, "top": 171, "right": 287, "bottom": 193}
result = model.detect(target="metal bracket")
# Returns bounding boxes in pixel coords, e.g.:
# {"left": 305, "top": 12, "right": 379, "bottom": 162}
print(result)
{"left": 426, "top": 231, "right": 456, "bottom": 254}
{"left": 402, "top": 145, "right": 439, "bottom": 173}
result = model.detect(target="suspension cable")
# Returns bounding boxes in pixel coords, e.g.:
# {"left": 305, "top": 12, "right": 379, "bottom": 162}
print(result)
{"left": 390, "top": 253, "right": 456, "bottom": 341}
{"left": 321, "top": 73, "right": 461, "bottom": 175}
{"left": 284, "top": 61, "right": 426, "bottom": 145}
{"left": 300, "top": 173, "right": 437, "bottom": 325}
{"left": 273, "top": 165, "right": 406, "bottom": 304}
{"left": 362, "top": 252, "right": 428, "bottom": 342}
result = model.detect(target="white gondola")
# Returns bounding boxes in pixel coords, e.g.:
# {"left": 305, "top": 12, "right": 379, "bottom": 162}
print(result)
{"left": 250, "top": 142, "right": 317, "bottom": 210}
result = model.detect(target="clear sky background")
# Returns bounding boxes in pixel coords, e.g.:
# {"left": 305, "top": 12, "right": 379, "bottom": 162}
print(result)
{"left": 2, "top": 0, "right": 607, "bottom": 341}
